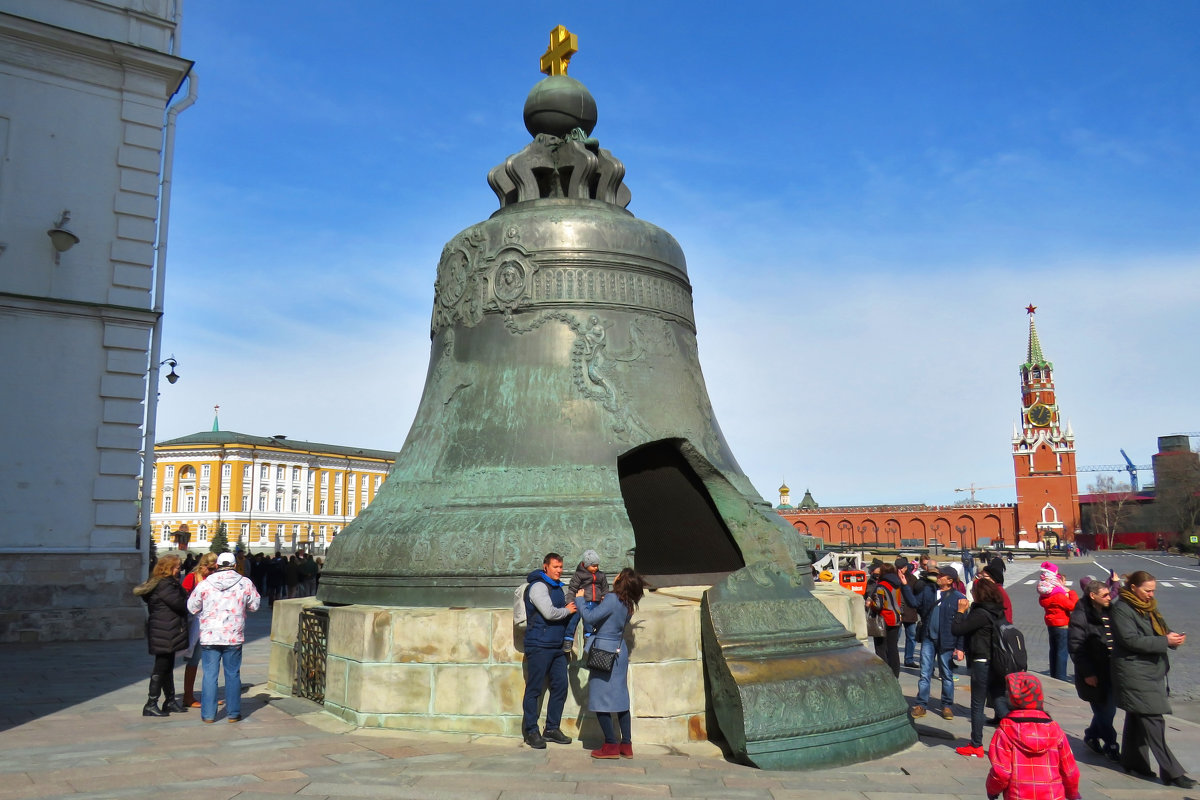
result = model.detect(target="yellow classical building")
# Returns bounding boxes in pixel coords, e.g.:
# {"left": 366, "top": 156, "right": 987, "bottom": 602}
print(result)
{"left": 150, "top": 431, "right": 395, "bottom": 555}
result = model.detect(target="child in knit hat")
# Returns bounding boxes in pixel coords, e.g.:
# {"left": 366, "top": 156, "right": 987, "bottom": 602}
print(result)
{"left": 562, "top": 549, "right": 610, "bottom": 653}
{"left": 986, "top": 672, "right": 1080, "bottom": 800}
{"left": 1037, "top": 562, "right": 1078, "bottom": 680}
{"left": 1037, "top": 562, "right": 1068, "bottom": 598}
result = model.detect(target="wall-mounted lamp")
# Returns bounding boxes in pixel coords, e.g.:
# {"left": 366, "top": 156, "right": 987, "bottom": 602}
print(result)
{"left": 47, "top": 210, "right": 80, "bottom": 264}
{"left": 160, "top": 356, "right": 180, "bottom": 384}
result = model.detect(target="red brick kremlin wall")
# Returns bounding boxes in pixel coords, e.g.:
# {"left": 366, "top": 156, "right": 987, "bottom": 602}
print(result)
{"left": 777, "top": 504, "right": 1020, "bottom": 550}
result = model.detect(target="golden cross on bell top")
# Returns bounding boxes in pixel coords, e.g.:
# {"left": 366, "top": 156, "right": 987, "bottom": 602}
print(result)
{"left": 540, "top": 25, "right": 578, "bottom": 76}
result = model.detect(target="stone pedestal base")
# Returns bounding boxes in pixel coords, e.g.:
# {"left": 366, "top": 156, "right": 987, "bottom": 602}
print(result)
{"left": 269, "top": 582, "right": 868, "bottom": 745}
{"left": 0, "top": 551, "right": 145, "bottom": 643}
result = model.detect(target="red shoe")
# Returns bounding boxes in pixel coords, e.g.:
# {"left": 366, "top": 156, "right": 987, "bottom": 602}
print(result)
{"left": 619, "top": 742, "right": 633, "bottom": 758}
{"left": 955, "top": 744, "right": 985, "bottom": 758}
{"left": 591, "top": 743, "right": 621, "bottom": 759}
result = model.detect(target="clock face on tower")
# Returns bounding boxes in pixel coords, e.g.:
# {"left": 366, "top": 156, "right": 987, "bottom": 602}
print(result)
{"left": 1027, "top": 403, "right": 1052, "bottom": 427}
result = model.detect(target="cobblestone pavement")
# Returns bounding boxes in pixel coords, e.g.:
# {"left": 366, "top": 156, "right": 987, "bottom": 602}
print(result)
{"left": 0, "top": 576, "right": 1196, "bottom": 800}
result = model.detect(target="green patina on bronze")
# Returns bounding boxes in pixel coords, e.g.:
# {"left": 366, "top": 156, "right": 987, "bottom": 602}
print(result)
{"left": 702, "top": 563, "right": 917, "bottom": 769}
{"left": 318, "top": 66, "right": 809, "bottom": 606}
{"left": 317, "top": 39, "right": 915, "bottom": 769}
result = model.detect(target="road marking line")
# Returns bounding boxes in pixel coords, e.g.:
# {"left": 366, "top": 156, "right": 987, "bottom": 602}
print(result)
{"left": 1117, "top": 554, "right": 1200, "bottom": 573}
{"left": 1182, "top": 583, "right": 1196, "bottom": 588}
{"left": 1024, "top": 579, "right": 1037, "bottom": 585}
{"left": 1160, "top": 582, "right": 1173, "bottom": 588}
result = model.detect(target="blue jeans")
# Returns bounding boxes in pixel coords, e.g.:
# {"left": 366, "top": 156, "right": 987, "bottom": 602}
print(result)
{"left": 563, "top": 599, "right": 598, "bottom": 642}
{"left": 915, "top": 640, "right": 954, "bottom": 709}
{"left": 1086, "top": 689, "right": 1118, "bottom": 747}
{"left": 968, "top": 660, "right": 987, "bottom": 746}
{"left": 522, "top": 646, "right": 568, "bottom": 734}
{"left": 1048, "top": 626, "right": 1069, "bottom": 680}
{"left": 200, "top": 644, "right": 243, "bottom": 721}
{"left": 902, "top": 622, "right": 918, "bottom": 663}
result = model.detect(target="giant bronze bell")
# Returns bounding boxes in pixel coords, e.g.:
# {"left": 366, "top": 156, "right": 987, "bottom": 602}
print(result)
{"left": 317, "top": 28, "right": 915, "bottom": 768}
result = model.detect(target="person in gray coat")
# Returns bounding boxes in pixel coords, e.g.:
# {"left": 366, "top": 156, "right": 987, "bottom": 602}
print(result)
{"left": 1110, "top": 570, "right": 1194, "bottom": 788}
{"left": 577, "top": 567, "right": 646, "bottom": 760}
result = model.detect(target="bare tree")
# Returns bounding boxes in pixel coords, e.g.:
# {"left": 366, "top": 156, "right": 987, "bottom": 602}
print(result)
{"left": 1086, "top": 475, "right": 1135, "bottom": 550}
{"left": 1154, "top": 448, "right": 1200, "bottom": 547}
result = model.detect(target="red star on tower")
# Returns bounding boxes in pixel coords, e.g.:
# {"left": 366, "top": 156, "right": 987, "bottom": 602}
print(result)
{"left": 1025, "top": 304, "right": 1037, "bottom": 315}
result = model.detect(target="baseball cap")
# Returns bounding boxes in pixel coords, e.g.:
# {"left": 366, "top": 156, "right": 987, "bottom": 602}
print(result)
{"left": 938, "top": 565, "right": 958, "bottom": 579}
{"left": 216, "top": 552, "right": 236, "bottom": 567}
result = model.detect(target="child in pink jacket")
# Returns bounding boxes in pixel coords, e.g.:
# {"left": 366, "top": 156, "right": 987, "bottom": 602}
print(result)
{"left": 986, "top": 672, "right": 1080, "bottom": 800}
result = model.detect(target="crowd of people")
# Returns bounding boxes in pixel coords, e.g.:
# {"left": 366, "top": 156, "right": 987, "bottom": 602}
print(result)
{"left": 178, "top": 548, "right": 322, "bottom": 603}
{"left": 861, "top": 551, "right": 1194, "bottom": 792}
{"left": 134, "top": 543, "right": 1192, "bottom": 789}
{"left": 135, "top": 547, "right": 317, "bottom": 721}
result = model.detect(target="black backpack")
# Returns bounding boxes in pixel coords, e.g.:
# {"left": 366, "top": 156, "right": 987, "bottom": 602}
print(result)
{"left": 990, "top": 610, "right": 1028, "bottom": 677}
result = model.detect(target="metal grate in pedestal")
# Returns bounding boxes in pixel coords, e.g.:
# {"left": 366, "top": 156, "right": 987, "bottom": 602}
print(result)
{"left": 293, "top": 606, "right": 329, "bottom": 703}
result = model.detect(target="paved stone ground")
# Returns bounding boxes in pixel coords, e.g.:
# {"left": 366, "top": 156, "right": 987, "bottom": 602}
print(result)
{"left": 0, "top": 575, "right": 1196, "bottom": 800}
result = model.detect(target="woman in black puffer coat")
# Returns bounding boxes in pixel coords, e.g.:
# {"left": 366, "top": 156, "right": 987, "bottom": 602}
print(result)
{"left": 950, "top": 579, "right": 1010, "bottom": 756}
{"left": 132, "top": 554, "right": 188, "bottom": 717}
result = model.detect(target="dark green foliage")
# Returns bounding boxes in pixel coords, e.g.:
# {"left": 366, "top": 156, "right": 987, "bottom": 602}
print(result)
{"left": 209, "top": 522, "right": 229, "bottom": 554}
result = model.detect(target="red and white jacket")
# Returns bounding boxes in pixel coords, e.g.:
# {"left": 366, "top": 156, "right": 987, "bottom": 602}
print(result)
{"left": 985, "top": 709, "right": 1080, "bottom": 800}
{"left": 186, "top": 568, "right": 261, "bottom": 646}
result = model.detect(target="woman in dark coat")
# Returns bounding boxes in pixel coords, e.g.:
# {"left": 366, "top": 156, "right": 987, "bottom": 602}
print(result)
{"left": 950, "top": 578, "right": 1009, "bottom": 757}
{"left": 577, "top": 568, "right": 646, "bottom": 760}
{"left": 868, "top": 563, "right": 903, "bottom": 677}
{"left": 1110, "top": 571, "right": 1194, "bottom": 788}
{"left": 132, "top": 554, "right": 188, "bottom": 717}
{"left": 1067, "top": 578, "right": 1118, "bottom": 761}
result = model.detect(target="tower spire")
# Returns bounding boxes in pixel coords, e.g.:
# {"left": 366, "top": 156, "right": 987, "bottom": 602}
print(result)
{"left": 1025, "top": 304, "right": 1047, "bottom": 366}
{"left": 212, "top": 405, "right": 220, "bottom": 432}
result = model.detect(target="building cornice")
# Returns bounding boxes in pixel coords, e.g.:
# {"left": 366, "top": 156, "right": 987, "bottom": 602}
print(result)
{"left": 0, "top": 11, "right": 192, "bottom": 94}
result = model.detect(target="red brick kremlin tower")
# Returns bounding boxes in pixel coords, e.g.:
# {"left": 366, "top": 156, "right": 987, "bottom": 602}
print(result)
{"left": 1012, "top": 305, "right": 1080, "bottom": 545}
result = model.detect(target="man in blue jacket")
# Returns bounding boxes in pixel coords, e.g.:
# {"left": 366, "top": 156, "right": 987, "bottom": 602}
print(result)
{"left": 521, "top": 552, "right": 577, "bottom": 749}
{"left": 900, "top": 564, "right": 965, "bottom": 720}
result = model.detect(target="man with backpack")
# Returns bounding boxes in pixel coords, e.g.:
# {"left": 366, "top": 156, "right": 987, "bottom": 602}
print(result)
{"left": 900, "top": 565, "right": 965, "bottom": 720}
{"left": 519, "top": 552, "right": 577, "bottom": 749}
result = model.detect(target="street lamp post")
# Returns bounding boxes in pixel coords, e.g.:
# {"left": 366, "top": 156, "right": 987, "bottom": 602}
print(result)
{"left": 838, "top": 521, "right": 852, "bottom": 550}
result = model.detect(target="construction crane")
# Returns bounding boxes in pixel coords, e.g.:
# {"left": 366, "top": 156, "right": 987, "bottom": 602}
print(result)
{"left": 953, "top": 483, "right": 1007, "bottom": 503}
{"left": 1120, "top": 449, "right": 1139, "bottom": 491}
{"left": 1079, "top": 451, "right": 1151, "bottom": 492}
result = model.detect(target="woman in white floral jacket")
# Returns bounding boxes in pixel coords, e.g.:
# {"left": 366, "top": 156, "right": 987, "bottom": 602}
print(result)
{"left": 186, "top": 552, "right": 260, "bottom": 722}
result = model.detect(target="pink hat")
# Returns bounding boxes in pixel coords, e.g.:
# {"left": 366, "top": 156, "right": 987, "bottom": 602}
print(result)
{"left": 1040, "top": 561, "right": 1058, "bottom": 573}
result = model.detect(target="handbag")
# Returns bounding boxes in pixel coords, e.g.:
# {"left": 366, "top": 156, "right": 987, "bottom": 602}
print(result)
{"left": 866, "top": 610, "right": 887, "bottom": 638}
{"left": 586, "top": 644, "right": 619, "bottom": 672}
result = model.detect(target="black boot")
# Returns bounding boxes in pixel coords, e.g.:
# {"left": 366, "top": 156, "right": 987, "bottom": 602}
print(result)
{"left": 142, "top": 674, "right": 168, "bottom": 717}
{"left": 162, "top": 672, "right": 185, "bottom": 713}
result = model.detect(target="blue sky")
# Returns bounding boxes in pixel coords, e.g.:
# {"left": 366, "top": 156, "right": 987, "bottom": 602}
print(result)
{"left": 158, "top": 2, "right": 1200, "bottom": 507}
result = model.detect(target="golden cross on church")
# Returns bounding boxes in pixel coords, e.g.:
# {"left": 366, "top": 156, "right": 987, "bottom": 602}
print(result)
{"left": 539, "top": 25, "right": 578, "bottom": 76}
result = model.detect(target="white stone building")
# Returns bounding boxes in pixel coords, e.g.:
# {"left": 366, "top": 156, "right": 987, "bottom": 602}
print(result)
{"left": 0, "top": 0, "right": 192, "bottom": 641}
